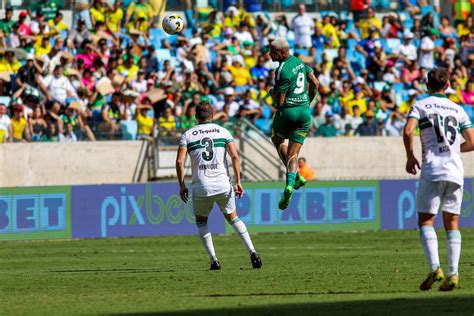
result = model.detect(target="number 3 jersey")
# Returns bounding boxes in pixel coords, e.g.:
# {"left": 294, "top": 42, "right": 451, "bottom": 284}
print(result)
{"left": 179, "top": 123, "right": 235, "bottom": 197}
{"left": 408, "top": 95, "right": 472, "bottom": 186}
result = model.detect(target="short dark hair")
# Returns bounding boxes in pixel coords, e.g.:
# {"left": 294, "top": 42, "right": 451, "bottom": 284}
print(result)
{"left": 427, "top": 68, "right": 449, "bottom": 92}
{"left": 196, "top": 101, "right": 214, "bottom": 121}
{"left": 298, "top": 157, "right": 306, "bottom": 163}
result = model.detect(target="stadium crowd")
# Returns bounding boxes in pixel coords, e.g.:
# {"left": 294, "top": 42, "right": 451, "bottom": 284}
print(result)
{"left": 0, "top": 0, "right": 472, "bottom": 142}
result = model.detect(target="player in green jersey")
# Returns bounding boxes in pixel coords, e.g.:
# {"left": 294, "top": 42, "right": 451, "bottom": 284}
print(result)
{"left": 269, "top": 38, "right": 319, "bottom": 210}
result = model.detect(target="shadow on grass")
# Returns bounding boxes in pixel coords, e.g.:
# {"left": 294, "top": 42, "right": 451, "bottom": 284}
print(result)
{"left": 117, "top": 296, "right": 474, "bottom": 315}
{"left": 49, "top": 268, "right": 176, "bottom": 274}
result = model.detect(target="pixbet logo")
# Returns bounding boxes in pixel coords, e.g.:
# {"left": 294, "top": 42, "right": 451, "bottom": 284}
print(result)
{"left": 100, "top": 186, "right": 194, "bottom": 237}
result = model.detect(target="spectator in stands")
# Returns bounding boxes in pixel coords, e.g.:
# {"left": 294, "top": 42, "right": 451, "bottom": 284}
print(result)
{"left": 43, "top": 65, "right": 76, "bottom": 106}
{"left": 462, "top": 81, "right": 474, "bottom": 105}
{"left": 384, "top": 107, "right": 405, "bottom": 136}
{"left": 99, "top": 92, "right": 123, "bottom": 139}
{"left": 41, "top": 117, "right": 65, "bottom": 142}
{"left": 298, "top": 157, "right": 316, "bottom": 180}
{"left": 291, "top": 4, "right": 313, "bottom": 49}
{"left": 311, "top": 27, "right": 329, "bottom": 50}
{"left": 28, "top": 106, "right": 47, "bottom": 142}
{"left": 317, "top": 111, "right": 338, "bottom": 137}
{"left": 350, "top": 0, "right": 369, "bottom": 23}
{"left": 126, "top": 0, "right": 154, "bottom": 30}
{"left": 64, "top": 123, "right": 78, "bottom": 142}
{"left": 136, "top": 104, "right": 155, "bottom": 139}
{"left": 0, "top": 7, "right": 14, "bottom": 36}
{"left": 11, "top": 105, "right": 30, "bottom": 142}
{"left": 419, "top": 28, "right": 438, "bottom": 70}
{"left": 158, "top": 106, "right": 177, "bottom": 137}
{"left": 0, "top": 104, "right": 12, "bottom": 143}
{"left": 239, "top": 90, "right": 262, "bottom": 121}
{"left": 355, "top": 110, "right": 377, "bottom": 136}
{"left": 48, "top": 12, "right": 68, "bottom": 35}
{"left": 359, "top": 7, "right": 382, "bottom": 39}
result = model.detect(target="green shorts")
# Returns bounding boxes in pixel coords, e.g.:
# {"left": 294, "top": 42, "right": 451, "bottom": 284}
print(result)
{"left": 271, "top": 105, "right": 312, "bottom": 144}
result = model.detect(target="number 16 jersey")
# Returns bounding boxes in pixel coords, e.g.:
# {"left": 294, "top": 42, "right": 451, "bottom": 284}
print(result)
{"left": 179, "top": 123, "right": 234, "bottom": 197}
{"left": 408, "top": 94, "right": 472, "bottom": 186}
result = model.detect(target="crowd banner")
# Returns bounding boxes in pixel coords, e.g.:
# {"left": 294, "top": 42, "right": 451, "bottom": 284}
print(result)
{"left": 0, "top": 179, "right": 473, "bottom": 241}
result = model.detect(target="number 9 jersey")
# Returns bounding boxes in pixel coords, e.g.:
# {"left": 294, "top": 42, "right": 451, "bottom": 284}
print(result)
{"left": 274, "top": 55, "right": 313, "bottom": 107}
{"left": 179, "top": 123, "right": 235, "bottom": 197}
{"left": 408, "top": 94, "right": 473, "bottom": 186}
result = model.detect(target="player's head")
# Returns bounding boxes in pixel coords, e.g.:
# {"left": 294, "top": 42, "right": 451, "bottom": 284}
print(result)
{"left": 196, "top": 101, "right": 214, "bottom": 123}
{"left": 270, "top": 38, "right": 290, "bottom": 62}
{"left": 427, "top": 68, "right": 450, "bottom": 93}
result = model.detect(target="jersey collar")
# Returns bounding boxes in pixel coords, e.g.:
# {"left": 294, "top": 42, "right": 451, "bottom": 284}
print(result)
{"left": 430, "top": 93, "right": 448, "bottom": 98}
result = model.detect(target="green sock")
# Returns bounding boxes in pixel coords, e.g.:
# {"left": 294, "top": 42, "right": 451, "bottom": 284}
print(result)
{"left": 296, "top": 171, "right": 301, "bottom": 181}
{"left": 286, "top": 172, "right": 296, "bottom": 188}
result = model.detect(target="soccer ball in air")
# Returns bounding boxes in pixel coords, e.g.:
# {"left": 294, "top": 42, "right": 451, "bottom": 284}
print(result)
{"left": 162, "top": 14, "right": 184, "bottom": 35}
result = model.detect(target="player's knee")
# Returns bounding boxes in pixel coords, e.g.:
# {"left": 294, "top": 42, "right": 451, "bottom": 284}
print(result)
{"left": 442, "top": 212, "right": 459, "bottom": 230}
{"left": 195, "top": 215, "right": 208, "bottom": 225}
{"left": 224, "top": 211, "right": 238, "bottom": 223}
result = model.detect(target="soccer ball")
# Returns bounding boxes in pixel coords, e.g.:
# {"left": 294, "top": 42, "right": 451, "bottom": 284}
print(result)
{"left": 162, "top": 14, "right": 184, "bottom": 35}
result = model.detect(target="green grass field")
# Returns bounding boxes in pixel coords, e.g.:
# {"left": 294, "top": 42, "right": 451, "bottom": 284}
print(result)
{"left": 2, "top": 229, "right": 474, "bottom": 315}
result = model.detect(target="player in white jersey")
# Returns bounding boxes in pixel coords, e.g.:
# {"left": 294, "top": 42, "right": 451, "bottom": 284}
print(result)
{"left": 176, "top": 101, "right": 262, "bottom": 270}
{"left": 403, "top": 68, "right": 474, "bottom": 291}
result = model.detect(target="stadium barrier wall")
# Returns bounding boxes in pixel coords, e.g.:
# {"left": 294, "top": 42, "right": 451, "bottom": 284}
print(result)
{"left": 1, "top": 139, "right": 474, "bottom": 186}
{"left": 1, "top": 179, "right": 474, "bottom": 241}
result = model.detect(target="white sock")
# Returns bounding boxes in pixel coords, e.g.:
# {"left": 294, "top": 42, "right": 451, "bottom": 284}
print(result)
{"left": 419, "top": 226, "right": 440, "bottom": 272}
{"left": 446, "top": 230, "right": 461, "bottom": 276}
{"left": 196, "top": 222, "right": 217, "bottom": 262}
{"left": 230, "top": 217, "right": 255, "bottom": 254}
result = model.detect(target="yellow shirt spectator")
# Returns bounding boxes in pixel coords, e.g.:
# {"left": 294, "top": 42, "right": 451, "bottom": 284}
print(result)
{"left": 90, "top": 7, "right": 106, "bottom": 24}
{"left": 136, "top": 111, "right": 153, "bottom": 135}
{"left": 0, "top": 60, "right": 21, "bottom": 73}
{"left": 358, "top": 17, "right": 382, "bottom": 39}
{"left": 227, "top": 65, "right": 251, "bottom": 86}
{"left": 347, "top": 97, "right": 367, "bottom": 115}
{"left": 126, "top": 2, "right": 153, "bottom": 22}
{"left": 399, "top": 99, "right": 415, "bottom": 115}
{"left": 322, "top": 23, "right": 340, "bottom": 48}
{"left": 106, "top": 8, "right": 124, "bottom": 33}
{"left": 48, "top": 19, "right": 68, "bottom": 34}
{"left": 159, "top": 116, "right": 176, "bottom": 133}
{"left": 127, "top": 21, "right": 149, "bottom": 34}
{"left": 12, "top": 117, "right": 26, "bottom": 140}
{"left": 251, "top": 88, "right": 273, "bottom": 105}
{"left": 117, "top": 64, "right": 139, "bottom": 80}
{"left": 34, "top": 38, "right": 52, "bottom": 57}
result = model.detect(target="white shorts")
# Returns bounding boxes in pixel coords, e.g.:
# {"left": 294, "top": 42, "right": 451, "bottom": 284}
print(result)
{"left": 192, "top": 190, "right": 236, "bottom": 217}
{"left": 416, "top": 178, "right": 463, "bottom": 215}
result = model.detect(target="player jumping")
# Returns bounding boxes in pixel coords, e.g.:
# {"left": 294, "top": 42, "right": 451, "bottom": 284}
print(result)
{"left": 403, "top": 68, "right": 474, "bottom": 291}
{"left": 269, "top": 38, "right": 319, "bottom": 210}
{"left": 176, "top": 101, "right": 262, "bottom": 270}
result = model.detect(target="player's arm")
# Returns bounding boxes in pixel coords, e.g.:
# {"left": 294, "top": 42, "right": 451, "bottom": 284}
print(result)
{"left": 226, "top": 142, "right": 244, "bottom": 198}
{"left": 274, "top": 75, "right": 290, "bottom": 107}
{"left": 175, "top": 146, "right": 189, "bottom": 203}
{"left": 461, "top": 128, "right": 474, "bottom": 153}
{"left": 307, "top": 70, "right": 319, "bottom": 107}
{"left": 403, "top": 117, "right": 421, "bottom": 175}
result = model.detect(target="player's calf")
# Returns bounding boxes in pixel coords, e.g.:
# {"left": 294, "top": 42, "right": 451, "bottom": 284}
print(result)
{"left": 225, "top": 213, "right": 262, "bottom": 269}
{"left": 195, "top": 217, "right": 219, "bottom": 269}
